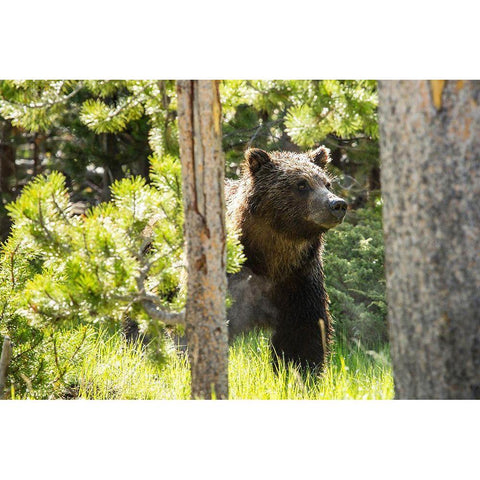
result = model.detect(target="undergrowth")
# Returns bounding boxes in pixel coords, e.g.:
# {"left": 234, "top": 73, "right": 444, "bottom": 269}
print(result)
{"left": 13, "top": 328, "right": 393, "bottom": 400}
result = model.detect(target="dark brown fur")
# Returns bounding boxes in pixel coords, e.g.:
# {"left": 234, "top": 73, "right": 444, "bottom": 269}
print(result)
{"left": 226, "top": 146, "right": 347, "bottom": 371}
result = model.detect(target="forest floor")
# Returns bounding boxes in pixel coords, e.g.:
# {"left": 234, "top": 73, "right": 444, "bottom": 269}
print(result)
{"left": 28, "top": 329, "right": 394, "bottom": 400}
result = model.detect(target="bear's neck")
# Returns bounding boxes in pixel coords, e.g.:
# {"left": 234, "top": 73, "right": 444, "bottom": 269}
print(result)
{"left": 240, "top": 215, "right": 323, "bottom": 279}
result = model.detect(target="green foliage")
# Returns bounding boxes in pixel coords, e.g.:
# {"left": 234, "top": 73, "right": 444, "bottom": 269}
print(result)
{"left": 7, "top": 171, "right": 160, "bottom": 327}
{"left": 226, "top": 225, "right": 246, "bottom": 275}
{"left": 324, "top": 202, "right": 387, "bottom": 346}
{"left": 0, "top": 80, "right": 81, "bottom": 132}
{"left": 0, "top": 156, "right": 245, "bottom": 397}
{"left": 79, "top": 81, "right": 168, "bottom": 137}
{"left": 12, "top": 329, "right": 392, "bottom": 400}
{"left": 0, "top": 80, "right": 177, "bottom": 152}
{"left": 0, "top": 232, "right": 49, "bottom": 397}
{"left": 0, "top": 80, "right": 178, "bottom": 217}
{"left": 80, "top": 98, "right": 142, "bottom": 134}
{"left": 284, "top": 80, "right": 378, "bottom": 148}
{"left": 220, "top": 80, "right": 378, "bottom": 176}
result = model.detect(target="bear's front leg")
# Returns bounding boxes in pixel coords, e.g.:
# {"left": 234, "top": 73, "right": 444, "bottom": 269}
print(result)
{"left": 270, "top": 268, "right": 332, "bottom": 373}
{"left": 271, "top": 319, "right": 329, "bottom": 373}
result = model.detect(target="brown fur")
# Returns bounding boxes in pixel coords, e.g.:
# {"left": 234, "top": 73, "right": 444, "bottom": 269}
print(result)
{"left": 226, "top": 146, "right": 347, "bottom": 371}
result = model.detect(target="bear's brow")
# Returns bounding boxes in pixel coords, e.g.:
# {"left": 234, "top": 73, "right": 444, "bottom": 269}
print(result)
{"left": 270, "top": 152, "right": 330, "bottom": 182}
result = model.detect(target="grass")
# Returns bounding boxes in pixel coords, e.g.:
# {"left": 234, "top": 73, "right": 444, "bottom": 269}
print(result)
{"left": 76, "top": 332, "right": 191, "bottom": 400}
{"left": 228, "top": 332, "right": 393, "bottom": 399}
{"left": 32, "top": 328, "right": 393, "bottom": 400}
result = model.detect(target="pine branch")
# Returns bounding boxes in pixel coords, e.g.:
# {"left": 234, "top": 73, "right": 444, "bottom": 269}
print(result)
{"left": 104, "top": 82, "right": 151, "bottom": 122}
{"left": 134, "top": 262, "right": 185, "bottom": 326}
{"left": 1, "top": 82, "right": 84, "bottom": 110}
{"left": 140, "top": 300, "right": 185, "bottom": 325}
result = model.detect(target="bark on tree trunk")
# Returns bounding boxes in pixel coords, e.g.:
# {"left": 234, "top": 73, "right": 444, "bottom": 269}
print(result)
{"left": 0, "top": 121, "right": 16, "bottom": 241}
{"left": 102, "top": 133, "right": 123, "bottom": 201}
{"left": 379, "top": 80, "right": 480, "bottom": 399}
{"left": 0, "top": 336, "right": 12, "bottom": 399}
{"left": 33, "top": 133, "right": 40, "bottom": 176}
{"left": 176, "top": 80, "right": 228, "bottom": 400}
{"left": 0, "top": 122, "right": 16, "bottom": 194}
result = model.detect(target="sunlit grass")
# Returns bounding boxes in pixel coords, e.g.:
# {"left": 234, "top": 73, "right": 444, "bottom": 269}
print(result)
{"left": 229, "top": 332, "right": 394, "bottom": 399}
{"left": 63, "top": 329, "right": 394, "bottom": 400}
{"left": 76, "top": 333, "right": 191, "bottom": 400}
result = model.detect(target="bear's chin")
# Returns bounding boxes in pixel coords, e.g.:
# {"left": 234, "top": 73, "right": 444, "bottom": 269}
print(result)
{"left": 307, "top": 217, "right": 344, "bottom": 234}
{"left": 322, "top": 218, "right": 345, "bottom": 229}
{"left": 292, "top": 223, "right": 330, "bottom": 239}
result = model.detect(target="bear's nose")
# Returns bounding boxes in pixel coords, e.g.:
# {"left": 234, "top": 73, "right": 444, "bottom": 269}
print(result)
{"left": 329, "top": 198, "right": 347, "bottom": 218}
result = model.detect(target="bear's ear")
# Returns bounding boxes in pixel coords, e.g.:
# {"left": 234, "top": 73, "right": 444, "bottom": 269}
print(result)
{"left": 309, "top": 146, "right": 331, "bottom": 168}
{"left": 245, "top": 148, "right": 272, "bottom": 174}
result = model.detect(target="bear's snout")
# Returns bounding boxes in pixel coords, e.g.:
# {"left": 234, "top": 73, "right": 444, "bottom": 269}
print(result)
{"left": 328, "top": 198, "right": 347, "bottom": 219}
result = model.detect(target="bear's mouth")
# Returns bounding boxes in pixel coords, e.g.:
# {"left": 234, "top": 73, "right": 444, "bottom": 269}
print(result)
{"left": 308, "top": 211, "right": 345, "bottom": 231}
{"left": 320, "top": 218, "right": 344, "bottom": 230}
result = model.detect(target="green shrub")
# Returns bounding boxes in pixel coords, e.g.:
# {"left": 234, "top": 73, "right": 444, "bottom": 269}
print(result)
{"left": 0, "top": 155, "right": 244, "bottom": 398}
{"left": 324, "top": 201, "right": 387, "bottom": 347}
{"left": 0, "top": 235, "right": 50, "bottom": 397}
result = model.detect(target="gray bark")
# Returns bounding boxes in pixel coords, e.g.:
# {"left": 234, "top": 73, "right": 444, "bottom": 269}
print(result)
{"left": 0, "top": 336, "right": 12, "bottom": 398}
{"left": 379, "top": 80, "right": 480, "bottom": 399}
{"left": 177, "top": 80, "right": 228, "bottom": 400}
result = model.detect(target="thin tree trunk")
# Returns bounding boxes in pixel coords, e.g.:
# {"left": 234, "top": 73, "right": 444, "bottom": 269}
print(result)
{"left": 379, "top": 80, "right": 480, "bottom": 399}
{"left": 176, "top": 80, "right": 228, "bottom": 400}
{"left": 102, "top": 133, "right": 123, "bottom": 201}
{"left": 0, "top": 336, "right": 12, "bottom": 398}
{"left": 0, "top": 121, "right": 15, "bottom": 241}
{"left": 0, "top": 121, "right": 15, "bottom": 192}
{"left": 33, "top": 133, "right": 40, "bottom": 176}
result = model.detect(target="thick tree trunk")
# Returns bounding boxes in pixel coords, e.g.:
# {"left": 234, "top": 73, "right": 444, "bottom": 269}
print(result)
{"left": 379, "top": 80, "right": 480, "bottom": 399}
{"left": 176, "top": 80, "right": 228, "bottom": 399}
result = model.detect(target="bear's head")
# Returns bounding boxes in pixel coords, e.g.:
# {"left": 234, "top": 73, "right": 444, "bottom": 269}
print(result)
{"left": 243, "top": 146, "right": 347, "bottom": 240}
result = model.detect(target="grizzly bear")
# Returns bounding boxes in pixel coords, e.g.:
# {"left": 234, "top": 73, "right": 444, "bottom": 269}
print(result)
{"left": 226, "top": 146, "right": 347, "bottom": 371}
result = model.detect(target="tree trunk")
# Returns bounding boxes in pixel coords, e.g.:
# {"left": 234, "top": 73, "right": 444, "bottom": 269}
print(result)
{"left": 0, "top": 123, "right": 16, "bottom": 194}
{"left": 0, "top": 336, "right": 12, "bottom": 398}
{"left": 33, "top": 133, "right": 40, "bottom": 176}
{"left": 378, "top": 80, "right": 480, "bottom": 399}
{"left": 102, "top": 133, "right": 123, "bottom": 201}
{"left": 0, "top": 121, "right": 16, "bottom": 241}
{"left": 176, "top": 80, "right": 228, "bottom": 399}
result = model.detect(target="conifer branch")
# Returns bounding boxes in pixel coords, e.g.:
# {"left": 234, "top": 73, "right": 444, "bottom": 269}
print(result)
{"left": 1, "top": 82, "right": 84, "bottom": 110}
{"left": 104, "top": 83, "right": 151, "bottom": 122}
{"left": 51, "top": 193, "right": 69, "bottom": 221}
{"left": 37, "top": 198, "right": 55, "bottom": 244}
{"left": 140, "top": 300, "right": 185, "bottom": 326}
{"left": 134, "top": 262, "right": 185, "bottom": 326}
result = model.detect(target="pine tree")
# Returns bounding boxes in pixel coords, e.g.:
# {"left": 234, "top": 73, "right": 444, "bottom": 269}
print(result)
{"left": 0, "top": 153, "right": 244, "bottom": 397}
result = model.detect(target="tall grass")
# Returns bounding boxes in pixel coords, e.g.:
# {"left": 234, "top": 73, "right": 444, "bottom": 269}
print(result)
{"left": 52, "top": 329, "right": 393, "bottom": 400}
{"left": 229, "top": 332, "right": 393, "bottom": 399}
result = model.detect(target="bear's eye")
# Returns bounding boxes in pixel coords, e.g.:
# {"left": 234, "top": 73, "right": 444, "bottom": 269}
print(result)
{"left": 325, "top": 181, "right": 331, "bottom": 190}
{"left": 297, "top": 180, "right": 310, "bottom": 192}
